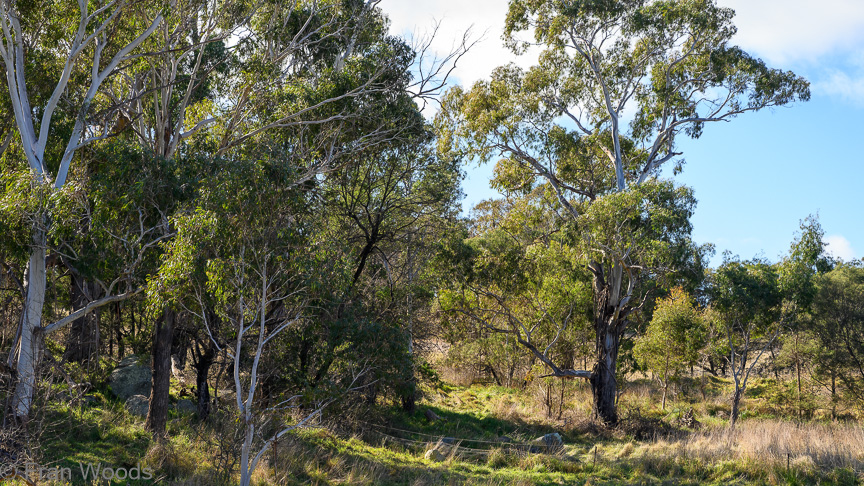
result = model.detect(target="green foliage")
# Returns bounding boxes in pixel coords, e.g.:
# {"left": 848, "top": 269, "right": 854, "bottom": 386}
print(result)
{"left": 805, "top": 262, "right": 864, "bottom": 403}
{"left": 634, "top": 287, "right": 705, "bottom": 386}
{"left": 711, "top": 256, "right": 781, "bottom": 340}
{"left": 778, "top": 215, "right": 834, "bottom": 312}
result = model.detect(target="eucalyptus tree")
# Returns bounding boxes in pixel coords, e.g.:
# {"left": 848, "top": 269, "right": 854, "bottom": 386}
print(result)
{"left": 709, "top": 219, "right": 829, "bottom": 426}
{"left": 320, "top": 124, "right": 462, "bottom": 408}
{"left": 438, "top": 0, "right": 808, "bottom": 425}
{"left": 774, "top": 215, "right": 833, "bottom": 416}
{"left": 105, "top": 0, "right": 420, "bottom": 435}
{"left": 0, "top": 0, "right": 162, "bottom": 421}
{"left": 634, "top": 286, "right": 704, "bottom": 409}
{"left": 140, "top": 0, "right": 459, "bottom": 441}
{"left": 150, "top": 158, "right": 328, "bottom": 486}
{"left": 805, "top": 263, "right": 864, "bottom": 408}
{"left": 435, "top": 191, "right": 596, "bottom": 386}
{"left": 709, "top": 256, "right": 781, "bottom": 426}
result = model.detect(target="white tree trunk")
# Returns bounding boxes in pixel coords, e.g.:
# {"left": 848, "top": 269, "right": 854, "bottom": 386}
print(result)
{"left": 0, "top": 3, "right": 162, "bottom": 421}
{"left": 239, "top": 418, "right": 255, "bottom": 486}
{"left": 12, "top": 224, "right": 46, "bottom": 419}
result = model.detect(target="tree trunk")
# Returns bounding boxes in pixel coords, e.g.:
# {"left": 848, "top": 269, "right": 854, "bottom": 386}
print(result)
{"left": 662, "top": 354, "right": 670, "bottom": 410}
{"left": 12, "top": 227, "right": 47, "bottom": 421}
{"left": 146, "top": 309, "right": 174, "bottom": 436}
{"left": 63, "top": 274, "right": 100, "bottom": 363}
{"left": 588, "top": 265, "right": 626, "bottom": 427}
{"left": 401, "top": 301, "right": 416, "bottom": 413}
{"left": 590, "top": 329, "right": 620, "bottom": 426}
{"left": 400, "top": 382, "right": 416, "bottom": 413}
{"left": 730, "top": 387, "right": 743, "bottom": 427}
{"left": 795, "top": 334, "right": 802, "bottom": 419}
{"left": 193, "top": 339, "right": 217, "bottom": 420}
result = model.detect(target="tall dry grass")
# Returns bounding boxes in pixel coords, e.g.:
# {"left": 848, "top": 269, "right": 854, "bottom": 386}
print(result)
{"left": 649, "top": 420, "right": 864, "bottom": 472}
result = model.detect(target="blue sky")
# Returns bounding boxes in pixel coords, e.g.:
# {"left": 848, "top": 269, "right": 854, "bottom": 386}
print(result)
{"left": 386, "top": 0, "right": 864, "bottom": 264}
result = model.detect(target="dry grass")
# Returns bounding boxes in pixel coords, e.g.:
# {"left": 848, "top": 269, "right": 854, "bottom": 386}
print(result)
{"left": 646, "top": 419, "right": 864, "bottom": 472}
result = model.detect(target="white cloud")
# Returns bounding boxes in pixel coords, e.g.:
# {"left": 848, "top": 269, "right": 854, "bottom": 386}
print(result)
{"left": 384, "top": 1, "right": 864, "bottom": 107}
{"left": 825, "top": 234, "right": 857, "bottom": 261}
{"left": 813, "top": 69, "right": 864, "bottom": 105}
{"left": 384, "top": 0, "right": 536, "bottom": 89}
{"left": 718, "top": 0, "right": 864, "bottom": 65}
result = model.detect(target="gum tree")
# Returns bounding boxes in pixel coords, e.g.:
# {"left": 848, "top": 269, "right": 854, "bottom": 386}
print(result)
{"left": 1, "top": 0, "right": 161, "bottom": 421}
{"left": 710, "top": 256, "right": 780, "bottom": 426}
{"left": 710, "top": 218, "right": 830, "bottom": 426}
{"left": 634, "top": 286, "right": 705, "bottom": 410}
{"left": 439, "top": 0, "right": 809, "bottom": 425}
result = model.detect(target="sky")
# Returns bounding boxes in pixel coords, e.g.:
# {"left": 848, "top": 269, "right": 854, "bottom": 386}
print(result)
{"left": 384, "top": 0, "right": 864, "bottom": 265}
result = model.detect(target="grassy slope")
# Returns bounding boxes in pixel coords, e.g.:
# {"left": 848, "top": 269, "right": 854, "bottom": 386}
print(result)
{"left": 16, "top": 377, "right": 862, "bottom": 486}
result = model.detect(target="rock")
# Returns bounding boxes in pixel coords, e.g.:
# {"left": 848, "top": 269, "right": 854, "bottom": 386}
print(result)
{"left": 425, "top": 409, "right": 442, "bottom": 422}
{"left": 109, "top": 355, "right": 152, "bottom": 401}
{"left": 125, "top": 395, "right": 149, "bottom": 417}
{"left": 424, "top": 448, "right": 446, "bottom": 462}
{"left": 531, "top": 433, "right": 564, "bottom": 452}
{"left": 118, "top": 355, "right": 140, "bottom": 368}
{"left": 176, "top": 399, "right": 197, "bottom": 415}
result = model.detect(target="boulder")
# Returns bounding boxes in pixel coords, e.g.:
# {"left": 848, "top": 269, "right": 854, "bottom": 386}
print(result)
{"left": 125, "top": 395, "right": 149, "bottom": 417}
{"left": 531, "top": 433, "right": 564, "bottom": 452}
{"left": 109, "top": 355, "right": 152, "bottom": 401}
{"left": 176, "top": 399, "right": 197, "bottom": 415}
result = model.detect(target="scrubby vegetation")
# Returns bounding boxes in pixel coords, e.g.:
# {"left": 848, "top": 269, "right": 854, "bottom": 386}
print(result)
{"left": 6, "top": 369, "right": 864, "bottom": 485}
{"left": 0, "top": 0, "right": 860, "bottom": 485}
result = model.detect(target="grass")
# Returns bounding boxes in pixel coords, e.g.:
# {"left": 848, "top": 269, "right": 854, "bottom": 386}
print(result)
{"left": 7, "top": 370, "right": 864, "bottom": 485}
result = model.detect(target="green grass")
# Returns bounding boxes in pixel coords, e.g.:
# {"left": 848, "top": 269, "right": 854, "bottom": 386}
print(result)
{"left": 15, "top": 375, "right": 864, "bottom": 485}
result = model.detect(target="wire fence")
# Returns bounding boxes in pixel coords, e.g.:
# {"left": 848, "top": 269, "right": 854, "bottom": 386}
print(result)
{"left": 350, "top": 421, "right": 565, "bottom": 457}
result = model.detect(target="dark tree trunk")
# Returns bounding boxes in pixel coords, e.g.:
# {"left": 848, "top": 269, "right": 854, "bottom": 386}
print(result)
{"left": 730, "top": 387, "right": 743, "bottom": 427}
{"left": 400, "top": 380, "right": 416, "bottom": 413}
{"left": 115, "top": 303, "right": 124, "bottom": 358}
{"left": 590, "top": 328, "right": 621, "bottom": 426}
{"left": 587, "top": 265, "right": 627, "bottom": 427}
{"left": 146, "top": 309, "right": 175, "bottom": 437}
{"left": 193, "top": 338, "right": 217, "bottom": 420}
{"left": 487, "top": 365, "right": 502, "bottom": 387}
{"left": 63, "top": 274, "right": 100, "bottom": 363}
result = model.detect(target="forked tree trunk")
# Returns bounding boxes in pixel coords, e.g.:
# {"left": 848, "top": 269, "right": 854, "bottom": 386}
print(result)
{"left": 12, "top": 226, "right": 47, "bottom": 420}
{"left": 146, "top": 309, "right": 175, "bottom": 436}
{"left": 63, "top": 274, "right": 100, "bottom": 363}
